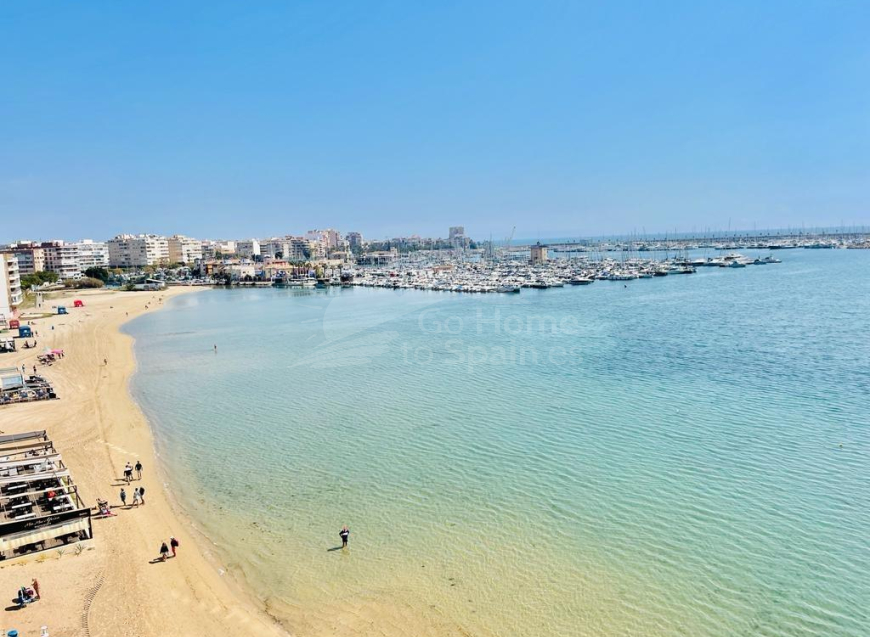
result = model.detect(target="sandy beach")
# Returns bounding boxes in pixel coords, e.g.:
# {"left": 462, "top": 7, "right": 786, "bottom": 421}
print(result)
{"left": 0, "top": 288, "right": 288, "bottom": 637}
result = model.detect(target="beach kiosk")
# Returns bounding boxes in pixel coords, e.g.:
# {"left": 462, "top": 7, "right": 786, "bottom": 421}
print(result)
{"left": 57, "top": 306, "right": 68, "bottom": 315}
{"left": 73, "top": 300, "right": 84, "bottom": 308}
{"left": 18, "top": 326, "right": 32, "bottom": 338}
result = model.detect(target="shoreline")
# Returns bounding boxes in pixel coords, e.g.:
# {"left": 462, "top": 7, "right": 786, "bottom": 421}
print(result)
{"left": 0, "top": 287, "right": 289, "bottom": 637}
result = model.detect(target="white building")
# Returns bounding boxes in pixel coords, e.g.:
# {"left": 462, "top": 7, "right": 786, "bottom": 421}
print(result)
{"left": 261, "top": 237, "right": 312, "bottom": 261}
{"left": 167, "top": 235, "right": 203, "bottom": 265}
{"left": 41, "top": 240, "right": 82, "bottom": 279}
{"left": 108, "top": 234, "right": 170, "bottom": 267}
{"left": 236, "top": 239, "right": 261, "bottom": 259}
{"left": 201, "top": 240, "right": 237, "bottom": 259}
{"left": 260, "top": 238, "right": 288, "bottom": 260}
{"left": 0, "top": 254, "right": 23, "bottom": 323}
{"left": 72, "top": 239, "right": 109, "bottom": 271}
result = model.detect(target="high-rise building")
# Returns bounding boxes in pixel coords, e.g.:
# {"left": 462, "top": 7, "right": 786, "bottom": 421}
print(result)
{"left": 449, "top": 226, "right": 465, "bottom": 241}
{"left": 0, "top": 253, "right": 23, "bottom": 323}
{"left": 261, "top": 237, "right": 315, "bottom": 261}
{"left": 290, "top": 238, "right": 315, "bottom": 261}
{"left": 1, "top": 241, "right": 46, "bottom": 275}
{"left": 41, "top": 240, "right": 82, "bottom": 279}
{"left": 236, "top": 239, "right": 261, "bottom": 259}
{"left": 346, "top": 232, "right": 363, "bottom": 250}
{"left": 261, "top": 238, "right": 289, "bottom": 260}
{"left": 72, "top": 239, "right": 109, "bottom": 271}
{"left": 167, "top": 235, "right": 203, "bottom": 264}
{"left": 107, "top": 234, "right": 170, "bottom": 267}
{"left": 306, "top": 229, "right": 341, "bottom": 250}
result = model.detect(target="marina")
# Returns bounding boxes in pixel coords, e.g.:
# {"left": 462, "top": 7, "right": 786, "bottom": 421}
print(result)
{"left": 334, "top": 252, "right": 778, "bottom": 293}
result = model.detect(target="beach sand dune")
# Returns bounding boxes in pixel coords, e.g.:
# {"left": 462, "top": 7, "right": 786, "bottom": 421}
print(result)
{"left": 0, "top": 288, "right": 288, "bottom": 637}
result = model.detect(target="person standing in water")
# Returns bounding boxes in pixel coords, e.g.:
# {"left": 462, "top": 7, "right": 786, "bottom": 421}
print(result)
{"left": 214, "top": 344, "right": 217, "bottom": 353}
{"left": 339, "top": 525, "right": 350, "bottom": 548}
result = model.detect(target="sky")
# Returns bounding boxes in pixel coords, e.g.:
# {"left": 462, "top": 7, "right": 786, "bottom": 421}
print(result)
{"left": 1, "top": 0, "right": 869, "bottom": 243}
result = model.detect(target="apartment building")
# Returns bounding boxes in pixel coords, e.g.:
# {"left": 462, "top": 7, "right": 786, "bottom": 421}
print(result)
{"left": 306, "top": 229, "right": 341, "bottom": 260}
{"left": 236, "top": 239, "right": 261, "bottom": 259}
{"left": 167, "top": 235, "right": 203, "bottom": 264}
{"left": 346, "top": 232, "right": 363, "bottom": 251}
{"left": 107, "top": 234, "right": 170, "bottom": 267}
{"left": 1, "top": 241, "right": 46, "bottom": 275}
{"left": 41, "top": 240, "right": 82, "bottom": 279}
{"left": 261, "top": 237, "right": 312, "bottom": 261}
{"left": 201, "top": 240, "right": 236, "bottom": 259}
{"left": 0, "top": 253, "right": 23, "bottom": 323}
{"left": 72, "top": 239, "right": 109, "bottom": 270}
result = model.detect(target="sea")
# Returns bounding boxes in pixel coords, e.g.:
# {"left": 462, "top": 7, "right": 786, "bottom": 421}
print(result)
{"left": 125, "top": 248, "right": 869, "bottom": 637}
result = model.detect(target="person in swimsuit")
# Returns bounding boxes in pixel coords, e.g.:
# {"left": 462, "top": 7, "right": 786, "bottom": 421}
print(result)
{"left": 339, "top": 525, "right": 350, "bottom": 548}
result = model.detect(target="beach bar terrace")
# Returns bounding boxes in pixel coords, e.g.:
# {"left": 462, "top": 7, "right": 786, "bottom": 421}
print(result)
{"left": 0, "top": 368, "right": 57, "bottom": 406}
{"left": 0, "top": 431, "right": 92, "bottom": 561}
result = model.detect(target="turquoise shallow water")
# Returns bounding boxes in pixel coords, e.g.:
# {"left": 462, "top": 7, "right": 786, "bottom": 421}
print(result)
{"left": 127, "top": 249, "right": 869, "bottom": 636}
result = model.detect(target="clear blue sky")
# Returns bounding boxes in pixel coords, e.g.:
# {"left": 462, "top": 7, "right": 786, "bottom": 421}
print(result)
{"left": 1, "top": 0, "right": 868, "bottom": 242}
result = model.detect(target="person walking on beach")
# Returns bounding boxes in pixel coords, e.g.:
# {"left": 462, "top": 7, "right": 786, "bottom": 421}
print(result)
{"left": 132, "top": 487, "right": 141, "bottom": 507}
{"left": 120, "top": 487, "right": 127, "bottom": 507}
{"left": 159, "top": 541, "right": 170, "bottom": 561}
{"left": 138, "top": 485, "right": 145, "bottom": 505}
{"left": 124, "top": 462, "right": 133, "bottom": 483}
{"left": 170, "top": 536, "right": 179, "bottom": 557}
{"left": 135, "top": 460, "right": 143, "bottom": 480}
{"left": 339, "top": 525, "right": 350, "bottom": 549}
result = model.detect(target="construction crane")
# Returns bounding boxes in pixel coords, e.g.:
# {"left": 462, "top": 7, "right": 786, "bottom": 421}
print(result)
{"left": 500, "top": 226, "right": 516, "bottom": 260}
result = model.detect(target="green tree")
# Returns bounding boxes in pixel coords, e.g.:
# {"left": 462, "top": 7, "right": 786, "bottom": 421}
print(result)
{"left": 65, "top": 277, "right": 105, "bottom": 289}
{"left": 84, "top": 267, "right": 110, "bottom": 282}
{"left": 21, "top": 270, "right": 59, "bottom": 288}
